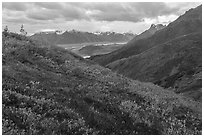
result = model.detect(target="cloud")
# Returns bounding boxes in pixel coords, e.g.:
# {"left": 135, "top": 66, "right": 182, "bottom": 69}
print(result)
{"left": 3, "top": 2, "right": 201, "bottom": 23}
{"left": 34, "top": 2, "right": 63, "bottom": 9}
{"left": 59, "top": 5, "right": 89, "bottom": 21}
{"left": 26, "top": 8, "right": 60, "bottom": 20}
{"left": 3, "top": 2, "right": 28, "bottom": 11}
{"left": 65, "top": 2, "right": 183, "bottom": 22}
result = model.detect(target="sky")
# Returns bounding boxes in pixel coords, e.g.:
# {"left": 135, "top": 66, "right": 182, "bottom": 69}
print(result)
{"left": 2, "top": 2, "right": 201, "bottom": 35}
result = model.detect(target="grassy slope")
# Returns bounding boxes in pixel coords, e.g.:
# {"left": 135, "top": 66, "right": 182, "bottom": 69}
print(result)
{"left": 2, "top": 32, "right": 202, "bottom": 135}
{"left": 106, "top": 32, "right": 202, "bottom": 101}
{"left": 91, "top": 5, "right": 202, "bottom": 66}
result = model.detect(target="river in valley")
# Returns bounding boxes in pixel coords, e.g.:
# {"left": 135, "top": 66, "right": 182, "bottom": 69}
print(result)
{"left": 57, "top": 41, "right": 127, "bottom": 58}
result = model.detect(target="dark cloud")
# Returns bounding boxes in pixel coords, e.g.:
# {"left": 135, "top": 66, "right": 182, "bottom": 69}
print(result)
{"left": 91, "top": 10, "right": 142, "bottom": 22}
{"left": 34, "top": 2, "right": 63, "bottom": 9}
{"left": 26, "top": 8, "right": 60, "bottom": 20}
{"left": 27, "top": 13, "right": 58, "bottom": 21}
{"left": 3, "top": 2, "right": 28, "bottom": 11}
{"left": 59, "top": 5, "right": 89, "bottom": 21}
{"left": 130, "top": 2, "right": 179, "bottom": 17}
{"left": 5, "top": 17, "right": 30, "bottom": 24}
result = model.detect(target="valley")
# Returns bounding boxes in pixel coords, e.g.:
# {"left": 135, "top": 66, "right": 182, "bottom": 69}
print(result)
{"left": 57, "top": 42, "right": 126, "bottom": 58}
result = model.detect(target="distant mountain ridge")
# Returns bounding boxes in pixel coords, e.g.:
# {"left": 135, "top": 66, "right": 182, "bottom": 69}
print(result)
{"left": 30, "top": 30, "right": 135, "bottom": 45}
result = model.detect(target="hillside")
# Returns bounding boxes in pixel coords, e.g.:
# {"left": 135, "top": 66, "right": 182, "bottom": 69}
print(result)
{"left": 30, "top": 30, "right": 135, "bottom": 45}
{"left": 106, "top": 32, "right": 202, "bottom": 101}
{"left": 91, "top": 5, "right": 202, "bottom": 66}
{"left": 2, "top": 32, "right": 202, "bottom": 135}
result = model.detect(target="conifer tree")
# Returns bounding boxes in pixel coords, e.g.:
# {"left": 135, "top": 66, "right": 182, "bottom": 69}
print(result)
{"left": 4, "top": 26, "right": 8, "bottom": 32}
{"left": 20, "top": 24, "right": 27, "bottom": 35}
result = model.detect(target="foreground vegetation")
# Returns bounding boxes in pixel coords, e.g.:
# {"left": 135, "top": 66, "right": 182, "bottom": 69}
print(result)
{"left": 2, "top": 32, "right": 202, "bottom": 135}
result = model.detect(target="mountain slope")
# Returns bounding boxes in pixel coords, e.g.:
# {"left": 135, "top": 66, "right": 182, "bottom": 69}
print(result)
{"left": 2, "top": 32, "right": 201, "bottom": 135}
{"left": 91, "top": 5, "right": 202, "bottom": 66}
{"left": 30, "top": 30, "right": 135, "bottom": 45}
{"left": 128, "top": 24, "right": 166, "bottom": 43}
{"left": 106, "top": 32, "right": 202, "bottom": 101}
{"left": 30, "top": 32, "right": 60, "bottom": 45}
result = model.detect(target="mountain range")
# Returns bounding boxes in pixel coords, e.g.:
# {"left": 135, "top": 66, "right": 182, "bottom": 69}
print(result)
{"left": 91, "top": 5, "right": 202, "bottom": 101}
{"left": 30, "top": 30, "right": 135, "bottom": 45}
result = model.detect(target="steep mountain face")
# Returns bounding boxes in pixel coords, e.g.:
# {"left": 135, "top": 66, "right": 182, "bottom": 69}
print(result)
{"left": 91, "top": 5, "right": 202, "bottom": 66}
{"left": 91, "top": 5, "right": 202, "bottom": 101}
{"left": 128, "top": 24, "right": 166, "bottom": 43}
{"left": 2, "top": 32, "right": 201, "bottom": 135}
{"left": 30, "top": 30, "right": 135, "bottom": 45}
